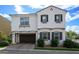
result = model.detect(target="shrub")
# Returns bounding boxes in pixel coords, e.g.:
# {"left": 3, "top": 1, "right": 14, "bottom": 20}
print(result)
{"left": 37, "top": 39, "right": 44, "bottom": 47}
{"left": 51, "top": 39, "right": 59, "bottom": 47}
{"left": 3, "top": 37, "right": 12, "bottom": 44}
{"left": 75, "top": 36, "right": 79, "bottom": 39}
{"left": 63, "top": 39, "right": 79, "bottom": 48}
{"left": 73, "top": 42, "right": 79, "bottom": 48}
{"left": 0, "top": 41, "right": 9, "bottom": 46}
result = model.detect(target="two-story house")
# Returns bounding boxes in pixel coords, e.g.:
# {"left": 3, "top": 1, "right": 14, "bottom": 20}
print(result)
{"left": 10, "top": 5, "right": 67, "bottom": 46}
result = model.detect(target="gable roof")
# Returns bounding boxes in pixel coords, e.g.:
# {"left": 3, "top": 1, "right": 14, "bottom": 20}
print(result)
{"left": 36, "top": 5, "right": 67, "bottom": 13}
{"left": 10, "top": 5, "right": 67, "bottom": 16}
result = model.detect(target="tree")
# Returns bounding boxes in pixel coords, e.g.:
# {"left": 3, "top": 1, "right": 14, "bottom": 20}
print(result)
{"left": 0, "top": 32, "right": 7, "bottom": 40}
{"left": 66, "top": 31, "right": 77, "bottom": 40}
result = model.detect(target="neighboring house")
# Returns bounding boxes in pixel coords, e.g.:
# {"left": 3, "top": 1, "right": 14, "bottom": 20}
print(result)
{"left": 10, "top": 5, "right": 67, "bottom": 45}
{"left": 0, "top": 15, "right": 11, "bottom": 36}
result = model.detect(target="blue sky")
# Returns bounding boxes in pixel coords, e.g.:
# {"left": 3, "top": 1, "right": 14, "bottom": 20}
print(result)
{"left": 0, "top": 5, "right": 79, "bottom": 34}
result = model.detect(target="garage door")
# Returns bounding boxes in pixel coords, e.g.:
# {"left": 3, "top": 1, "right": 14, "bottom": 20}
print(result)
{"left": 19, "top": 34, "right": 35, "bottom": 44}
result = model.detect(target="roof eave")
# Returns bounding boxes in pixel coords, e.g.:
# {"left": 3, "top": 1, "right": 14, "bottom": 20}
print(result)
{"left": 36, "top": 5, "right": 67, "bottom": 13}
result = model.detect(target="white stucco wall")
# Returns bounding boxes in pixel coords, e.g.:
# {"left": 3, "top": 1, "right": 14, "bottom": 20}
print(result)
{"left": 11, "top": 14, "right": 37, "bottom": 32}
{"left": 37, "top": 6, "right": 66, "bottom": 29}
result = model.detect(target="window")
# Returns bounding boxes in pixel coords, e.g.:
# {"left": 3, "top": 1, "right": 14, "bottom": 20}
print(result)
{"left": 52, "top": 32, "right": 62, "bottom": 40}
{"left": 20, "top": 17, "right": 29, "bottom": 26}
{"left": 55, "top": 14, "right": 62, "bottom": 23}
{"left": 41, "top": 15, "right": 48, "bottom": 23}
{"left": 40, "top": 32, "right": 50, "bottom": 40}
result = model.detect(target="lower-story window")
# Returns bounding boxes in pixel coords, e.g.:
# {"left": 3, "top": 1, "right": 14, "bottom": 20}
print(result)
{"left": 52, "top": 32, "right": 62, "bottom": 40}
{"left": 40, "top": 32, "right": 50, "bottom": 40}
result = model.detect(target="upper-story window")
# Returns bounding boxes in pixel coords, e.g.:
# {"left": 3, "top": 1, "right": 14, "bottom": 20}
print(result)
{"left": 55, "top": 14, "right": 62, "bottom": 23}
{"left": 20, "top": 17, "right": 29, "bottom": 26}
{"left": 41, "top": 15, "right": 48, "bottom": 23}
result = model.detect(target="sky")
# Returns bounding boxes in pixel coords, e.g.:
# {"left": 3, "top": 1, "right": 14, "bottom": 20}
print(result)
{"left": 0, "top": 0, "right": 79, "bottom": 34}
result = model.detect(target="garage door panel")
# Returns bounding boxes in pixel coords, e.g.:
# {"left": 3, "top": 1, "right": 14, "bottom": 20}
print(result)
{"left": 20, "top": 34, "right": 35, "bottom": 44}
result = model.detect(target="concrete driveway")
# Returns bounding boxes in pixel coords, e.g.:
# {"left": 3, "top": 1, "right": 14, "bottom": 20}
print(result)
{"left": 3, "top": 44, "right": 35, "bottom": 51}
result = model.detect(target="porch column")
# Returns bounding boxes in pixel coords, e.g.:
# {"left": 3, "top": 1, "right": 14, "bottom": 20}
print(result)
{"left": 15, "top": 33, "right": 20, "bottom": 44}
{"left": 17, "top": 34, "right": 20, "bottom": 43}
{"left": 63, "top": 31, "right": 66, "bottom": 41}
{"left": 12, "top": 33, "right": 16, "bottom": 44}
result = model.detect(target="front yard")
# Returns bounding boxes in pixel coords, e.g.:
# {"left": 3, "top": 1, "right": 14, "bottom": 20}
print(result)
{"left": 0, "top": 46, "right": 5, "bottom": 48}
{"left": 35, "top": 47, "right": 79, "bottom": 51}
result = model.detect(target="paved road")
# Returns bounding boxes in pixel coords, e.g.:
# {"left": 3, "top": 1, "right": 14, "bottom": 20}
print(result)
{"left": 1, "top": 49, "right": 79, "bottom": 54}
{"left": 0, "top": 44, "right": 79, "bottom": 54}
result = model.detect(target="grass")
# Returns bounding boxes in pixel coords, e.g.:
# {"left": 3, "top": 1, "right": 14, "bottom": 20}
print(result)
{"left": 35, "top": 47, "right": 79, "bottom": 51}
{"left": 0, "top": 45, "right": 6, "bottom": 48}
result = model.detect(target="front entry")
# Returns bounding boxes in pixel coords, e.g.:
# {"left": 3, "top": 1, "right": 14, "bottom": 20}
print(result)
{"left": 19, "top": 34, "right": 36, "bottom": 44}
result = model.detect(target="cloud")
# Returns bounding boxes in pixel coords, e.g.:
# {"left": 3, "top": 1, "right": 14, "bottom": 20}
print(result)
{"left": 72, "top": 10, "right": 79, "bottom": 15}
{"left": 66, "top": 25, "right": 79, "bottom": 34}
{"left": 14, "top": 5, "right": 28, "bottom": 14}
{"left": 65, "top": 5, "right": 79, "bottom": 10}
{"left": 66, "top": 12, "right": 79, "bottom": 22}
{"left": 56, "top": 5, "right": 73, "bottom": 9}
{"left": 0, "top": 13, "right": 11, "bottom": 21}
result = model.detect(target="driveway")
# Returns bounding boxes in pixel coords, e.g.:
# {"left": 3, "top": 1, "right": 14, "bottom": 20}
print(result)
{"left": 3, "top": 44, "right": 35, "bottom": 51}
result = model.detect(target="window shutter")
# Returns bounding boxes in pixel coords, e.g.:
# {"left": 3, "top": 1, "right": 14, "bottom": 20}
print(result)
{"left": 61, "top": 14, "right": 62, "bottom": 22}
{"left": 60, "top": 32, "right": 62, "bottom": 40}
{"left": 48, "top": 32, "right": 50, "bottom": 40}
{"left": 46, "top": 15, "right": 48, "bottom": 22}
{"left": 55, "top": 15, "right": 56, "bottom": 22}
{"left": 52, "top": 32, "right": 54, "bottom": 40}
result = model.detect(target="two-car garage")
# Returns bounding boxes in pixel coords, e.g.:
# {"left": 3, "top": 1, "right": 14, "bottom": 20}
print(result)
{"left": 19, "top": 34, "right": 36, "bottom": 44}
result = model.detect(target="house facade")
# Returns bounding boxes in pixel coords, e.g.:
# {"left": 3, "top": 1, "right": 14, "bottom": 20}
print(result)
{"left": 10, "top": 5, "right": 67, "bottom": 45}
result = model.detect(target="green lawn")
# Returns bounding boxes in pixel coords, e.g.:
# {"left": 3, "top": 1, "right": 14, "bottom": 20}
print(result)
{"left": 0, "top": 46, "right": 6, "bottom": 48}
{"left": 35, "top": 47, "right": 79, "bottom": 51}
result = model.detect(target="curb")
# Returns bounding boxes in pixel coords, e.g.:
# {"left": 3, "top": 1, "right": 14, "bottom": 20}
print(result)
{"left": 0, "top": 47, "right": 7, "bottom": 50}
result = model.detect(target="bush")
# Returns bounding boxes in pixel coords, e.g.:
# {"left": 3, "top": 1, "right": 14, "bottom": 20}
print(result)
{"left": 3, "top": 37, "right": 12, "bottom": 44}
{"left": 51, "top": 39, "right": 59, "bottom": 47}
{"left": 63, "top": 39, "right": 79, "bottom": 48}
{"left": 37, "top": 39, "right": 44, "bottom": 47}
{"left": 75, "top": 36, "right": 79, "bottom": 39}
{"left": 0, "top": 41, "right": 9, "bottom": 46}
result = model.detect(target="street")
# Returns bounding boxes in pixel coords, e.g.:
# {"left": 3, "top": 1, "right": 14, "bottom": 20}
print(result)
{"left": 1, "top": 49, "right": 79, "bottom": 54}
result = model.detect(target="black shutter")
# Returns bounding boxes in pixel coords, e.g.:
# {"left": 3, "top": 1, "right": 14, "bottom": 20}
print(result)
{"left": 55, "top": 15, "right": 56, "bottom": 22}
{"left": 60, "top": 32, "right": 62, "bottom": 40}
{"left": 61, "top": 14, "right": 62, "bottom": 22}
{"left": 48, "top": 32, "right": 50, "bottom": 40}
{"left": 46, "top": 15, "right": 48, "bottom": 22}
{"left": 52, "top": 32, "right": 54, "bottom": 40}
